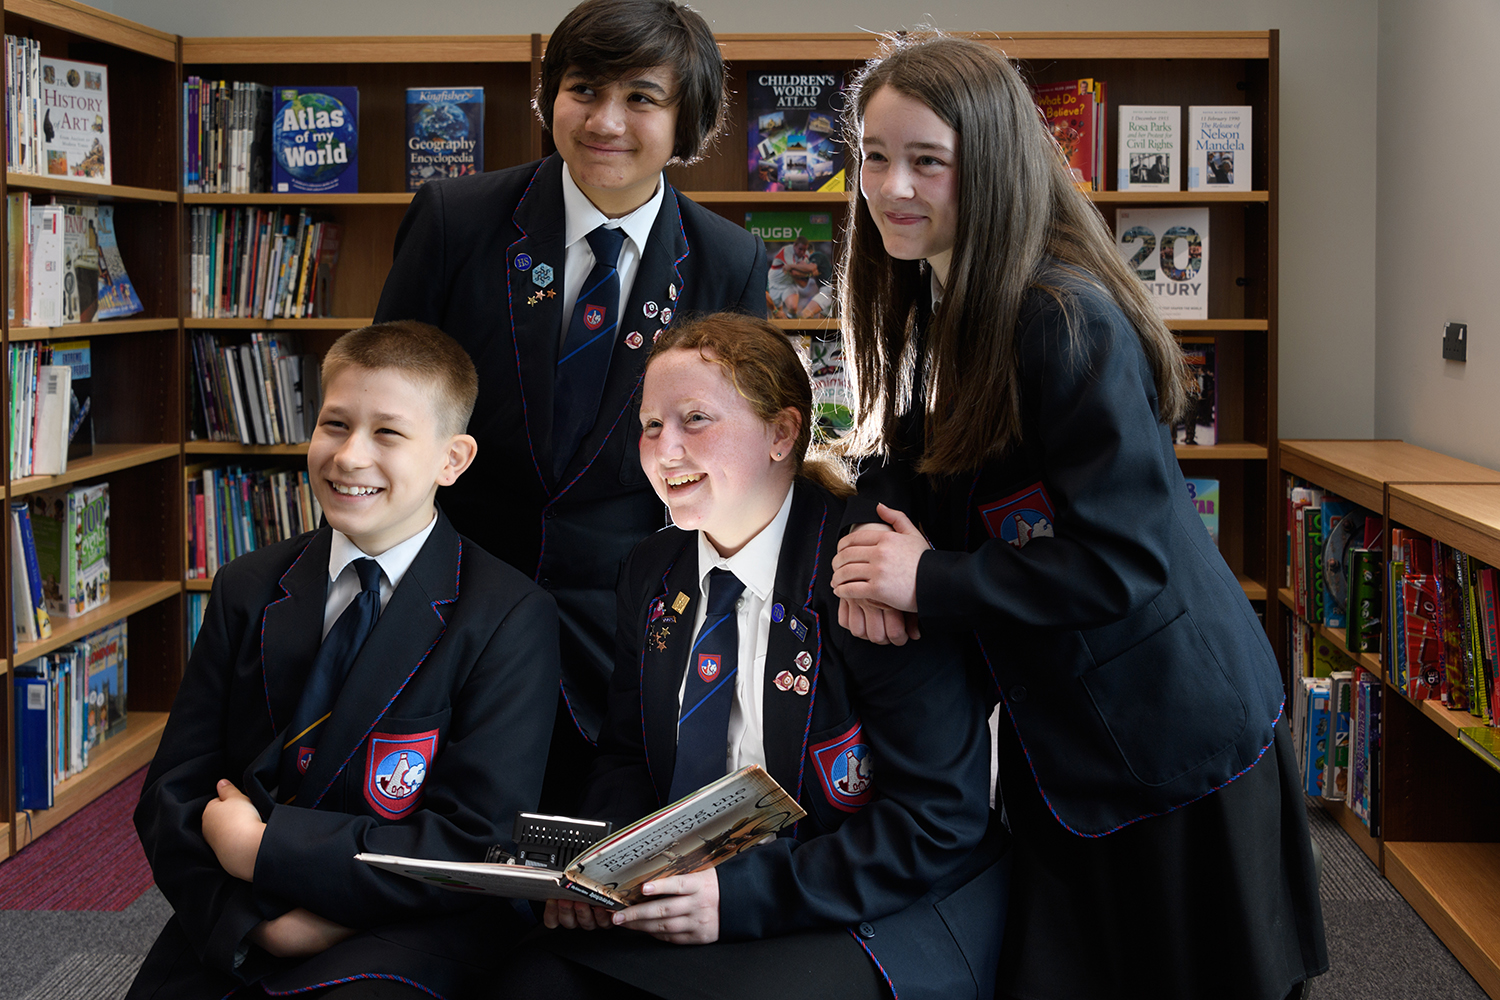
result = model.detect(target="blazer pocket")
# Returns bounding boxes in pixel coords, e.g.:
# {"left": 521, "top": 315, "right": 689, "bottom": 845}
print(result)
{"left": 1079, "top": 611, "right": 1247, "bottom": 787}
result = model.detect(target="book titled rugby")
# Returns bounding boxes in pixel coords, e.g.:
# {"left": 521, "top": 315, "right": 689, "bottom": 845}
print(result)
{"left": 1115, "top": 207, "right": 1209, "bottom": 320}
{"left": 1117, "top": 105, "right": 1179, "bottom": 192}
{"left": 272, "top": 86, "right": 358, "bottom": 194}
{"left": 405, "top": 87, "right": 483, "bottom": 191}
{"left": 1186, "top": 106, "right": 1251, "bottom": 192}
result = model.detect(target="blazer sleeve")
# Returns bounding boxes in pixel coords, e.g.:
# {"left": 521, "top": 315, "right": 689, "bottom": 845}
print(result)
{"left": 373, "top": 180, "right": 448, "bottom": 328}
{"left": 576, "top": 546, "right": 666, "bottom": 828}
{"left": 715, "top": 626, "right": 992, "bottom": 939}
{"left": 133, "top": 573, "right": 285, "bottom": 977}
{"left": 914, "top": 287, "right": 1178, "bottom": 630}
{"left": 251, "top": 588, "right": 561, "bottom": 928}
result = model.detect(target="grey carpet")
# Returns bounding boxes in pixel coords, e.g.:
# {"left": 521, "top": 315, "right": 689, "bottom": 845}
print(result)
{"left": 0, "top": 804, "right": 1493, "bottom": 999}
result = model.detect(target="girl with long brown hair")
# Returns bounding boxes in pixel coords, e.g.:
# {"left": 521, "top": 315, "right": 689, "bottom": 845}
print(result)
{"left": 829, "top": 34, "right": 1327, "bottom": 1000}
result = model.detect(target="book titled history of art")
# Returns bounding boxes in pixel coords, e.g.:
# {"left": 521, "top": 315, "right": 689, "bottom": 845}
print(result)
{"left": 745, "top": 69, "right": 844, "bottom": 193}
{"left": 405, "top": 87, "right": 483, "bottom": 191}
{"left": 39, "top": 56, "right": 110, "bottom": 184}
{"left": 272, "top": 86, "right": 358, "bottom": 194}
{"left": 1115, "top": 207, "right": 1209, "bottom": 320}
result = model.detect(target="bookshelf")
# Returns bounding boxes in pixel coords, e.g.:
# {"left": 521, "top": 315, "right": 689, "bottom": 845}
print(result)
{"left": 1277, "top": 441, "right": 1500, "bottom": 997}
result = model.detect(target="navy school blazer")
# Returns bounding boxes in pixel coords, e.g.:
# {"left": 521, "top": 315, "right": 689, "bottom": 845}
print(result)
{"left": 132, "top": 512, "right": 559, "bottom": 998}
{"left": 848, "top": 270, "right": 1286, "bottom": 837}
{"left": 581, "top": 480, "right": 1009, "bottom": 1000}
{"left": 374, "top": 155, "right": 767, "bottom": 740}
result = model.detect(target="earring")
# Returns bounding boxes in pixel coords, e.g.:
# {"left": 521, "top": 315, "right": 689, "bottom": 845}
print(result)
{"left": 775, "top": 452, "right": 782, "bottom": 459}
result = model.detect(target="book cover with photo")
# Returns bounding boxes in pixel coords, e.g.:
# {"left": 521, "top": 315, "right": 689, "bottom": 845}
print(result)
{"left": 39, "top": 56, "right": 110, "bottom": 184}
{"left": 1187, "top": 106, "right": 1251, "bottom": 192}
{"left": 405, "top": 87, "right": 483, "bottom": 191}
{"left": 1117, "top": 105, "right": 1179, "bottom": 192}
{"left": 272, "top": 86, "right": 358, "bottom": 194}
{"left": 1115, "top": 207, "right": 1209, "bottom": 320}
{"left": 744, "top": 211, "right": 836, "bottom": 320}
{"left": 745, "top": 69, "right": 844, "bottom": 192}
{"left": 1175, "top": 337, "right": 1216, "bottom": 445}
{"left": 1032, "top": 79, "right": 1104, "bottom": 191}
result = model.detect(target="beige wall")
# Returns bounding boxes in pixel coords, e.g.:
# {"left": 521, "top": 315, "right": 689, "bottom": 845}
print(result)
{"left": 86, "top": 0, "right": 1381, "bottom": 441}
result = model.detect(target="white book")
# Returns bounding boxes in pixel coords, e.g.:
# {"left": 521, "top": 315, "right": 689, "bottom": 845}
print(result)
{"left": 1115, "top": 207, "right": 1210, "bottom": 321}
{"left": 39, "top": 56, "right": 110, "bottom": 184}
{"left": 32, "top": 364, "right": 70, "bottom": 476}
{"left": 28, "top": 204, "right": 64, "bottom": 327}
{"left": 1186, "top": 105, "right": 1251, "bottom": 192}
{"left": 1116, "top": 105, "right": 1180, "bottom": 192}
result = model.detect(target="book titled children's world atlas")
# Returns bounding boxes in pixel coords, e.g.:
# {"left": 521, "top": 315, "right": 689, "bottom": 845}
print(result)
{"left": 39, "top": 57, "right": 110, "bottom": 184}
{"left": 272, "top": 86, "right": 358, "bottom": 194}
{"left": 359, "top": 765, "right": 804, "bottom": 909}
{"left": 405, "top": 88, "right": 483, "bottom": 191}
{"left": 746, "top": 69, "right": 844, "bottom": 192}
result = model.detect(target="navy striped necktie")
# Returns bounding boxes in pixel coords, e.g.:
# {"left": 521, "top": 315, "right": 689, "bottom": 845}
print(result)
{"left": 553, "top": 225, "right": 625, "bottom": 480}
{"left": 669, "top": 568, "right": 745, "bottom": 802}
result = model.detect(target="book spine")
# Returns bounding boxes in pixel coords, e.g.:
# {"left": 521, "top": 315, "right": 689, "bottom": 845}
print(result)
{"left": 559, "top": 877, "right": 625, "bottom": 910}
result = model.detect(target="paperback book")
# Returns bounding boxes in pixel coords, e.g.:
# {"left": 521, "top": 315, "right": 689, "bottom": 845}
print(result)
{"left": 1187, "top": 106, "right": 1252, "bottom": 192}
{"left": 745, "top": 211, "right": 835, "bottom": 319}
{"left": 29, "top": 482, "right": 109, "bottom": 618}
{"left": 1115, "top": 207, "right": 1209, "bottom": 320}
{"left": 272, "top": 86, "right": 358, "bottom": 194}
{"left": 1175, "top": 337, "right": 1216, "bottom": 445}
{"left": 94, "top": 206, "right": 143, "bottom": 319}
{"left": 745, "top": 69, "right": 844, "bottom": 193}
{"left": 405, "top": 88, "right": 483, "bottom": 191}
{"left": 1184, "top": 478, "right": 1219, "bottom": 547}
{"left": 1032, "top": 78, "right": 1106, "bottom": 191}
{"left": 808, "top": 335, "right": 852, "bottom": 441}
{"left": 1117, "top": 105, "right": 1179, "bottom": 192}
{"left": 39, "top": 56, "right": 110, "bottom": 184}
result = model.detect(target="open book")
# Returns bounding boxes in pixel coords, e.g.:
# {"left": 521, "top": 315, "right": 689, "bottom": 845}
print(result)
{"left": 357, "top": 764, "right": 805, "bottom": 909}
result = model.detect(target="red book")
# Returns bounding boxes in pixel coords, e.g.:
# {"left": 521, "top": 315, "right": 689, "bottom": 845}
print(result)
{"left": 1032, "top": 79, "right": 1098, "bottom": 191}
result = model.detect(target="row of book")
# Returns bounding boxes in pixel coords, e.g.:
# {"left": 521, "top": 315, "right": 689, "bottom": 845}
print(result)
{"left": 1286, "top": 484, "right": 1384, "bottom": 651}
{"left": 188, "top": 206, "right": 342, "bottom": 320}
{"left": 8, "top": 339, "right": 93, "bottom": 478}
{"left": 9, "top": 485, "right": 112, "bottom": 651}
{"left": 1292, "top": 668, "right": 1381, "bottom": 834}
{"left": 1116, "top": 105, "right": 1253, "bottom": 193}
{"left": 183, "top": 78, "right": 272, "bottom": 194}
{"left": 187, "top": 465, "right": 323, "bottom": 580}
{"left": 13, "top": 619, "right": 128, "bottom": 810}
{"left": 189, "top": 331, "right": 322, "bottom": 446}
{"left": 4, "top": 38, "right": 113, "bottom": 184}
{"left": 6, "top": 194, "right": 143, "bottom": 327}
{"left": 1388, "top": 528, "right": 1500, "bottom": 724}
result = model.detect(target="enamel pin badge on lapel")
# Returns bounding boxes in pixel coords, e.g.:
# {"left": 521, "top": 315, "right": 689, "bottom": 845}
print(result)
{"left": 672, "top": 592, "right": 691, "bottom": 614}
{"left": 532, "top": 262, "right": 554, "bottom": 288}
{"left": 771, "top": 603, "right": 785, "bottom": 623}
{"left": 625, "top": 332, "right": 644, "bottom": 350}
{"left": 795, "top": 651, "right": 812, "bottom": 672}
{"left": 774, "top": 670, "right": 795, "bottom": 692}
{"left": 789, "top": 617, "right": 807, "bottom": 641}
{"left": 515, "top": 253, "right": 533, "bottom": 271}
{"left": 644, "top": 301, "right": 659, "bottom": 318}
{"left": 661, "top": 307, "right": 673, "bottom": 325}
{"left": 793, "top": 675, "right": 810, "bottom": 696}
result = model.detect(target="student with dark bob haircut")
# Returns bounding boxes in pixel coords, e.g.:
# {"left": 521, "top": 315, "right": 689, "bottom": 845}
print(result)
{"left": 828, "top": 33, "right": 1329, "bottom": 1000}
{"left": 375, "top": 0, "right": 766, "bottom": 814}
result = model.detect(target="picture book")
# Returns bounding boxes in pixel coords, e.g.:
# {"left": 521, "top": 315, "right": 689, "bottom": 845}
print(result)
{"left": 1298, "top": 676, "right": 1331, "bottom": 798}
{"left": 1349, "top": 670, "right": 1381, "bottom": 832}
{"left": 1320, "top": 497, "right": 1363, "bottom": 629}
{"left": 405, "top": 87, "right": 483, "bottom": 191}
{"left": 1117, "top": 105, "right": 1179, "bottom": 192}
{"left": 1325, "top": 671, "right": 1353, "bottom": 801}
{"left": 272, "top": 86, "right": 358, "bottom": 194}
{"left": 29, "top": 482, "right": 109, "bottom": 618}
{"left": 808, "top": 335, "right": 852, "bottom": 441}
{"left": 1032, "top": 79, "right": 1106, "bottom": 191}
{"left": 55, "top": 199, "right": 99, "bottom": 324}
{"left": 1187, "top": 106, "right": 1251, "bottom": 192}
{"left": 360, "top": 765, "right": 805, "bottom": 908}
{"left": 1346, "top": 548, "right": 1382, "bottom": 653}
{"left": 39, "top": 56, "right": 110, "bottom": 184}
{"left": 745, "top": 211, "right": 835, "bottom": 320}
{"left": 1311, "top": 635, "right": 1358, "bottom": 679}
{"left": 745, "top": 69, "right": 844, "bottom": 193}
{"left": 80, "top": 619, "right": 126, "bottom": 742}
{"left": 1115, "top": 207, "right": 1208, "bottom": 320}
{"left": 1175, "top": 337, "right": 1216, "bottom": 445}
{"left": 1183, "top": 478, "right": 1219, "bottom": 547}
{"left": 50, "top": 340, "right": 93, "bottom": 461}
{"left": 93, "top": 207, "right": 143, "bottom": 319}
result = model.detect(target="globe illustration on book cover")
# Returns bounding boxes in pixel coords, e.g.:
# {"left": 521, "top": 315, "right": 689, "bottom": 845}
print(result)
{"left": 412, "top": 101, "right": 471, "bottom": 144}
{"left": 272, "top": 90, "right": 358, "bottom": 189}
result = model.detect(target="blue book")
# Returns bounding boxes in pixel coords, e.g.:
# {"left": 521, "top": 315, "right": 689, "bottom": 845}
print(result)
{"left": 14, "top": 500, "right": 51, "bottom": 643}
{"left": 14, "top": 667, "right": 52, "bottom": 809}
{"left": 405, "top": 87, "right": 483, "bottom": 191}
{"left": 271, "top": 86, "right": 359, "bottom": 194}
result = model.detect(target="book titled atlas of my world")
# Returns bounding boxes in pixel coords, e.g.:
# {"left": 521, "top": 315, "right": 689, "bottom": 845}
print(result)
{"left": 271, "top": 86, "right": 358, "bottom": 194}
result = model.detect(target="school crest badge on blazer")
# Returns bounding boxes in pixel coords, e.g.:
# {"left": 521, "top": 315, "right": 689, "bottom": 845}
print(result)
{"left": 364, "top": 730, "right": 439, "bottom": 820}
{"left": 810, "top": 721, "right": 874, "bottom": 812}
{"left": 979, "top": 482, "right": 1056, "bottom": 548}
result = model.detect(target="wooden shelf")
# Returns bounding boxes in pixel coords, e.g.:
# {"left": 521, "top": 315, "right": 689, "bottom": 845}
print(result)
{"left": 1385, "top": 842, "right": 1500, "bottom": 999}
{"left": 185, "top": 441, "right": 310, "bottom": 456}
{"left": 3, "top": 172, "right": 176, "bottom": 203}
{"left": 185, "top": 193, "right": 413, "bottom": 206}
{"left": 687, "top": 190, "right": 847, "bottom": 205}
{"left": 1410, "top": 694, "right": 1488, "bottom": 742}
{"left": 8, "top": 443, "right": 178, "bottom": 497}
{"left": 7, "top": 318, "right": 179, "bottom": 342}
{"left": 1092, "top": 190, "right": 1269, "bottom": 203}
{"left": 1389, "top": 483, "right": 1500, "bottom": 570}
{"left": 776, "top": 319, "right": 837, "bottom": 331}
{"left": 0, "top": 824, "right": 10, "bottom": 862}
{"left": 12, "top": 580, "right": 180, "bottom": 663}
{"left": 1170, "top": 319, "right": 1270, "bottom": 332}
{"left": 711, "top": 30, "right": 1273, "bottom": 62}
{"left": 1174, "top": 442, "right": 1268, "bottom": 460}
{"left": 1278, "top": 588, "right": 1383, "bottom": 677}
{"left": 16, "top": 712, "right": 169, "bottom": 847}
{"left": 187, "top": 317, "right": 368, "bottom": 330}
{"left": 185, "top": 578, "right": 213, "bottom": 592}
{"left": 4, "top": 0, "right": 175, "bottom": 59}
{"left": 1239, "top": 575, "right": 1266, "bottom": 602}
{"left": 1282, "top": 440, "right": 1500, "bottom": 512}
{"left": 182, "top": 34, "right": 535, "bottom": 64}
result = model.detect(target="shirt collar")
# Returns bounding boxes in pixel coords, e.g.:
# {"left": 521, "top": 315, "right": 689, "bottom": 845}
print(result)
{"left": 328, "top": 513, "right": 438, "bottom": 591}
{"left": 695, "top": 484, "right": 796, "bottom": 603}
{"left": 561, "top": 161, "right": 664, "bottom": 256}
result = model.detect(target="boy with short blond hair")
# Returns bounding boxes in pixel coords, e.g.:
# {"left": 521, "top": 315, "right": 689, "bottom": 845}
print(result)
{"left": 130, "top": 320, "right": 560, "bottom": 1000}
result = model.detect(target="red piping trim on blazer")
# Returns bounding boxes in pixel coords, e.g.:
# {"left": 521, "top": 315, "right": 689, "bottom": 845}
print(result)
{"left": 507, "top": 159, "right": 553, "bottom": 493}
{"left": 787, "top": 503, "right": 827, "bottom": 839}
{"left": 848, "top": 929, "right": 899, "bottom": 1000}
{"left": 260, "top": 536, "right": 322, "bottom": 732}
{"left": 642, "top": 558, "right": 679, "bottom": 802}
{"left": 258, "top": 972, "right": 444, "bottom": 997}
{"left": 974, "top": 633, "right": 1285, "bottom": 838}
{"left": 307, "top": 540, "right": 462, "bottom": 811}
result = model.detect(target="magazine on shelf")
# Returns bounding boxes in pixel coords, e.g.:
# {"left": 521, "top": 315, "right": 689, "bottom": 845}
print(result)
{"left": 359, "top": 765, "right": 805, "bottom": 909}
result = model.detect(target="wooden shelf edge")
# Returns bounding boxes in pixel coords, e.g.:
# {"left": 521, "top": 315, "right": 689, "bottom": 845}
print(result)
{"left": 185, "top": 442, "right": 311, "bottom": 456}
{"left": 7, "top": 317, "right": 179, "bottom": 341}
{"left": 4, "top": 172, "right": 176, "bottom": 203}
{"left": 16, "top": 712, "right": 168, "bottom": 847}
{"left": 185, "top": 578, "right": 213, "bottom": 591}
{"left": 8, "top": 443, "right": 179, "bottom": 496}
{"left": 1384, "top": 842, "right": 1500, "bottom": 1000}
{"left": 1170, "top": 319, "right": 1270, "bottom": 332}
{"left": 1239, "top": 576, "right": 1267, "bottom": 602}
{"left": 3, "top": 0, "right": 175, "bottom": 60}
{"left": 182, "top": 35, "right": 535, "bottom": 64}
{"left": 1093, "top": 190, "right": 1269, "bottom": 203}
{"left": 185, "top": 192, "right": 413, "bottom": 206}
{"left": 0, "top": 823, "right": 11, "bottom": 862}
{"left": 1174, "top": 443, "right": 1268, "bottom": 460}
{"left": 1323, "top": 799, "right": 1382, "bottom": 868}
{"left": 13, "top": 581, "right": 180, "bottom": 663}
{"left": 187, "top": 318, "right": 368, "bottom": 330}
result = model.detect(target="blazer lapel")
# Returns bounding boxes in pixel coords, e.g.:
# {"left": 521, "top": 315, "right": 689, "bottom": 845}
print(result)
{"left": 299, "top": 515, "right": 459, "bottom": 808}
{"left": 259, "top": 528, "right": 332, "bottom": 733}
{"left": 641, "top": 541, "right": 700, "bottom": 804}
{"left": 761, "top": 484, "right": 829, "bottom": 800}
{"left": 508, "top": 154, "right": 568, "bottom": 489}
{"left": 558, "top": 186, "right": 689, "bottom": 485}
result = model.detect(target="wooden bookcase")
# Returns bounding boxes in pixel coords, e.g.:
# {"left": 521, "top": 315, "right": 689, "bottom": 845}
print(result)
{"left": 1278, "top": 440, "right": 1500, "bottom": 998}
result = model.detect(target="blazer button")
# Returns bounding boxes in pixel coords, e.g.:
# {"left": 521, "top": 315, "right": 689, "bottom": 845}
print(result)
{"left": 544, "top": 507, "right": 557, "bottom": 519}
{"left": 857, "top": 921, "right": 876, "bottom": 939}
{"left": 1010, "top": 685, "right": 1028, "bottom": 703}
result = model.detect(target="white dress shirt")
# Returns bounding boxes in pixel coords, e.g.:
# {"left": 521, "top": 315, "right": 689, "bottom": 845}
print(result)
{"left": 323, "top": 514, "right": 438, "bottom": 638}
{"left": 680, "top": 485, "right": 796, "bottom": 775}
{"left": 559, "top": 164, "right": 665, "bottom": 349}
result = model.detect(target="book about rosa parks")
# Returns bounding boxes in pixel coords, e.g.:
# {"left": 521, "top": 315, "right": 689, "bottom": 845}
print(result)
{"left": 358, "top": 764, "right": 805, "bottom": 909}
